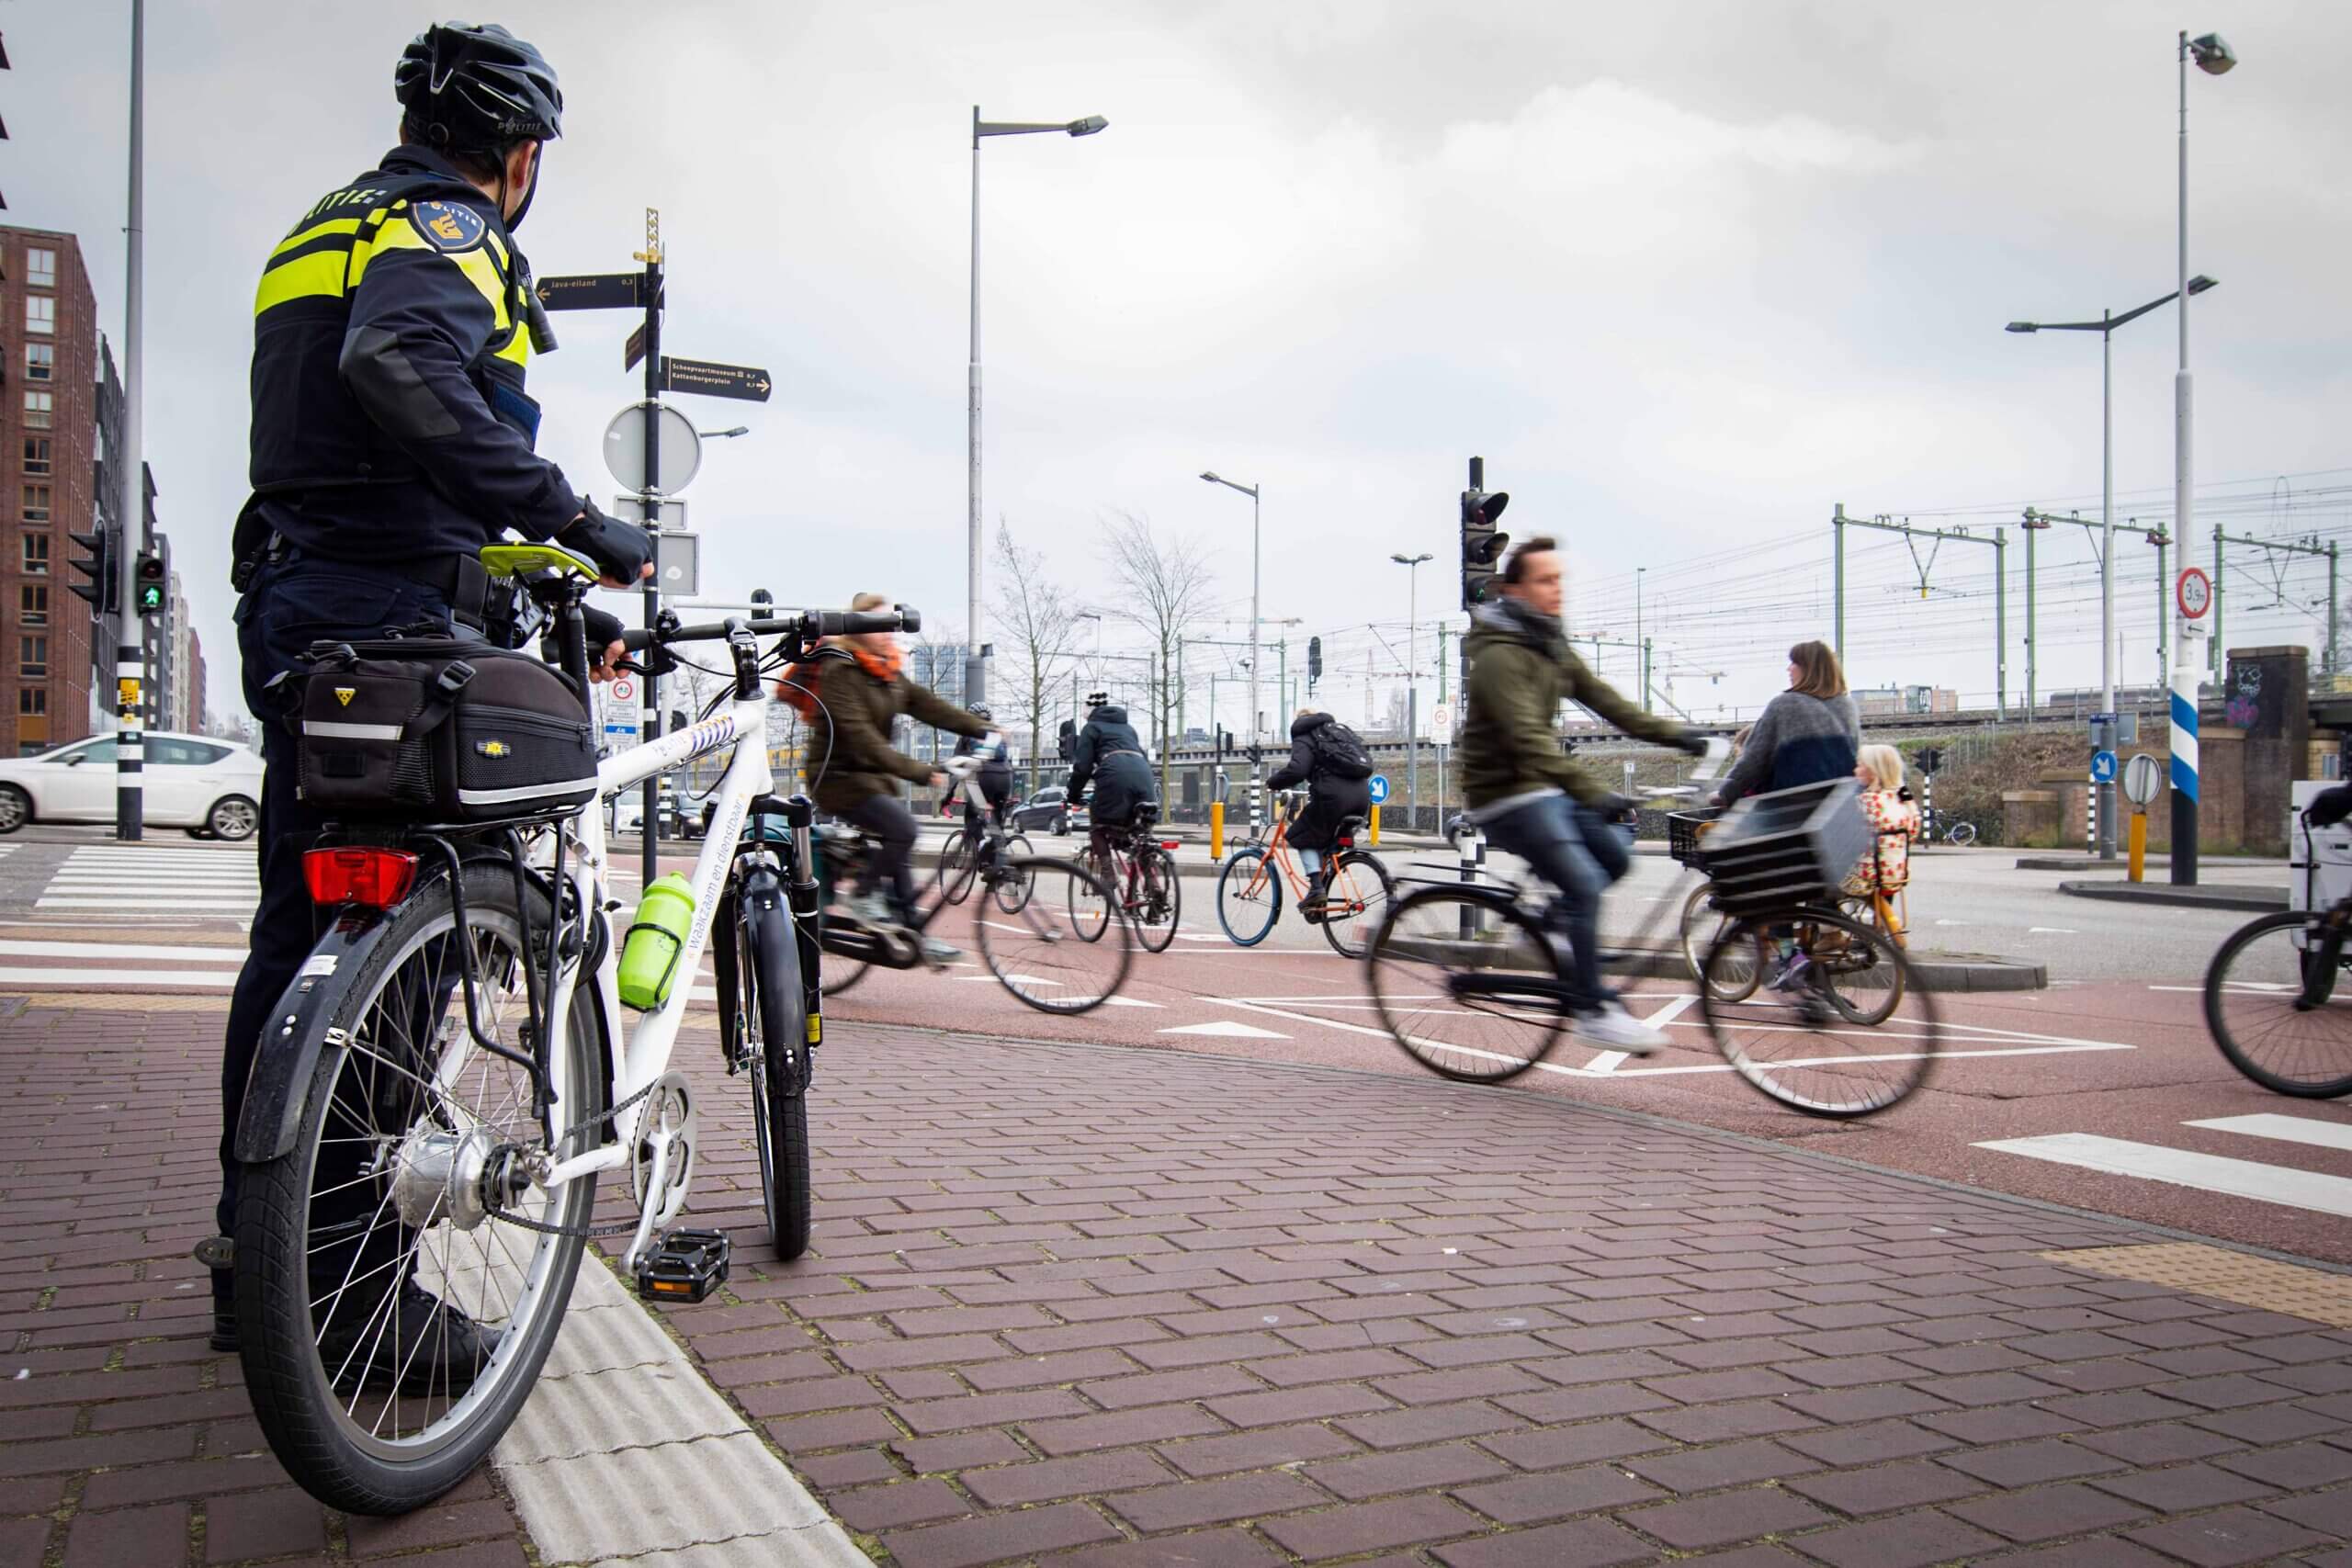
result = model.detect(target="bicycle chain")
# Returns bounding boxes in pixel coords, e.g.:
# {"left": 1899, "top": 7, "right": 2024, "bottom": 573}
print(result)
{"left": 483, "top": 1072, "right": 672, "bottom": 1240}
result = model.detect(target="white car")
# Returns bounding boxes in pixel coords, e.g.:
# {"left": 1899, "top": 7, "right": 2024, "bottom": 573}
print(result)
{"left": 0, "top": 730, "right": 265, "bottom": 840}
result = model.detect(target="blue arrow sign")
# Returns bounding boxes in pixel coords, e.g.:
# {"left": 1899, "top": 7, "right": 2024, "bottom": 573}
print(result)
{"left": 2089, "top": 750, "right": 2119, "bottom": 784}
{"left": 1367, "top": 773, "right": 1390, "bottom": 805}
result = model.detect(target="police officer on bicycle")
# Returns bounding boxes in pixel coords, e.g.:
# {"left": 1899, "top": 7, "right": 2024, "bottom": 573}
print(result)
{"left": 208, "top": 23, "right": 652, "bottom": 1363}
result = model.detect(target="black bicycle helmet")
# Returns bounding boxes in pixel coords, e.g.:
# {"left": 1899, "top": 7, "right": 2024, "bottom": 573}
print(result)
{"left": 969, "top": 705, "right": 993, "bottom": 721}
{"left": 395, "top": 23, "right": 562, "bottom": 152}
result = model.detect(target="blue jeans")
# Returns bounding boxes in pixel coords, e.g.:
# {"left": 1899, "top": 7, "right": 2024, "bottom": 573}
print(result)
{"left": 1480, "top": 793, "right": 1632, "bottom": 1011}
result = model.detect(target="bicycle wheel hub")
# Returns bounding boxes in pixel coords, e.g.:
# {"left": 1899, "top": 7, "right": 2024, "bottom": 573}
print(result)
{"left": 390, "top": 1124, "right": 498, "bottom": 1232}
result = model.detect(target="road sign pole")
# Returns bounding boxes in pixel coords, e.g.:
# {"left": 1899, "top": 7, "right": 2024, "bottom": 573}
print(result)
{"left": 639, "top": 215, "right": 663, "bottom": 888}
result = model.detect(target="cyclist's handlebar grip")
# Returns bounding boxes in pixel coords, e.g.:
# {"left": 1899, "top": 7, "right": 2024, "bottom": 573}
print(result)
{"left": 622, "top": 604, "right": 922, "bottom": 649}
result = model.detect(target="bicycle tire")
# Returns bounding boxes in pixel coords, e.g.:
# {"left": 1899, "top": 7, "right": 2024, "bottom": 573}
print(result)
{"left": 990, "top": 834, "right": 1035, "bottom": 913}
{"left": 1069, "top": 847, "right": 1118, "bottom": 943}
{"left": 977, "top": 855, "right": 1133, "bottom": 1014}
{"left": 2204, "top": 911, "right": 2352, "bottom": 1098}
{"left": 937, "top": 829, "right": 980, "bottom": 907}
{"left": 233, "top": 863, "right": 602, "bottom": 1514}
{"left": 1946, "top": 819, "right": 1976, "bottom": 848}
{"left": 1700, "top": 907, "right": 1937, "bottom": 1118}
{"left": 819, "top": 910, "right": 872, "bottom": 998}
{"left": 741, "top": 898, "right": 813, "bottom": 1260}
{"left": 1821, "top": 902, "right": 1904, "bottom": 1027}
{"left": 1134, "top": 846, "right": 1181, "bottom": 953}
{"left": 1679, "top": 883, "right": 1761, "bottom": 1001}
{"left": 1318, "top": 850, "right": 1395, "bottom": 959}
{"left": 1216, "top": 848, "right": 1283, "bottom": 946}
{"left": 1367, "top": 886, "right": 1566, "bottom": 1084}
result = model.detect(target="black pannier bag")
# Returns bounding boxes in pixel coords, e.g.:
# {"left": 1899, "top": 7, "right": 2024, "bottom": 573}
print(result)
{"left": 289, "top": 635, "right": 599, "bottom": 820}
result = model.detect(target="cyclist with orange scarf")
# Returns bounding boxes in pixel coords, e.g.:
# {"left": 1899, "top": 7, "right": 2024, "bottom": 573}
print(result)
{"left": 803, "top": 592, "right": 992, "bottom": 956}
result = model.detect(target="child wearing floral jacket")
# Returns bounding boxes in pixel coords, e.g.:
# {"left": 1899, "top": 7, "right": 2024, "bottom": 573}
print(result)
{"left": 1844, "top": 744, "right": 1920, "bottom": 897}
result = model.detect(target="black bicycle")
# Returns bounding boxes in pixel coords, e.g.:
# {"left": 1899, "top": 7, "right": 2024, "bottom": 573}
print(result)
{"left": 2203, "top": 801, "right": 2352, "bottom": 1098}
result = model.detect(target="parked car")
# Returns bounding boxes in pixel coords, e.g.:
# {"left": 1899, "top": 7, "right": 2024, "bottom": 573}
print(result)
{"left": 1009, "top": 786, "right": 1087, "bottom": 836}
{"left": 0, "top": 730, "right": 264, "bottom": 840}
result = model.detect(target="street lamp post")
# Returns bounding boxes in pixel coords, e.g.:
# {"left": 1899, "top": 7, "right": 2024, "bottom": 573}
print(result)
{"left": 2006, "top": 276, "right": 2216, "bottom": 861}
{"left": 1200, "top": 472, "right": 1263, "bottom": 829}
{"left": 2175, "top": 29, "right": 2235, "bottom": 886}
{"left": 1391, "top": 551, "right": 1431, "bottom": 825}
{"left": 967, "top": 107, "right": 1107, "bottom": 710}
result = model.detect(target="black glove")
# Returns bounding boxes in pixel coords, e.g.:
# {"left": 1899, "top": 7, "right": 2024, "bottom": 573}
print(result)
{"left": 1596, "top": 791, "right": 1637, "bottom": 822}
{"left": 1674, "top": 729, "right": 1711, "bottom": 758}
{"left": 558, "top": 503, "right": 654, "bottom": 586}
{"left": 543, "top": 604, "right": 627, "bottom": 673}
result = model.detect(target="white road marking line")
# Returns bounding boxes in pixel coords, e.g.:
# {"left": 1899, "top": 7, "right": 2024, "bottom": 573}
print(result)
{"left": 1585, "top": 1051, "right": 1631, "bottom": 1074}
{"left": 1159, "top": 1020, "right": 1290, "bottom": 1039}
{"left": 2028, "top": 927, "right": 2079, "bottom": 934}
{"left": 1934, "top": 919, "right": 1973, "bottom": 927}
{"left": 1099, "top": 996, "right": 1164, "bottom": 1008}
{"left": 36, "top": 897, "right": 258, "bottom": 909}
{"left": 2187, "top": 1113, "right": 2352, "bottom": 1155}
{"left": 1975, "top": 1133, "right": 2352, "bottom": 1219}
{"left": 0, "top": 939, "right": 246, "bottom": 963}
{"left": 0, "top": 966, "right": 237, "bottom": 987}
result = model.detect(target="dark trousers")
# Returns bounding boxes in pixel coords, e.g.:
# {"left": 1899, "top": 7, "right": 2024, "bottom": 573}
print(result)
{"left": 1481, "top": 792, "right": 1632, "bottom": 1012}
{"left": 218, "top": 558, "right": 453, "bottom": 1308}
{"left": 842, "top": 794, "right": 920, "bottom": 916}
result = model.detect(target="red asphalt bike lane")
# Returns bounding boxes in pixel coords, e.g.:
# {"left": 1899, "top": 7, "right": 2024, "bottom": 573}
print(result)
{"left": 831, "top": 898, "right": 2352, "bottom": 1269}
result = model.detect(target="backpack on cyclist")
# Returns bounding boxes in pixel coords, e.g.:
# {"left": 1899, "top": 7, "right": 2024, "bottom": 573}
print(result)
{"left": 774, "top": 645, "right": 851, "bottom": 721}
{"left": 1312, "top": 721, "right": 1375, "bottom": 781}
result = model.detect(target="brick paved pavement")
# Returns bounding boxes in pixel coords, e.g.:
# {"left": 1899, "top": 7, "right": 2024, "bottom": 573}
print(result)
{"left": 1, "top": 1003, "right": 537, "bottom": 1568}
{"left": 10, "top": 998, "right": 2352, "bottom": 1567}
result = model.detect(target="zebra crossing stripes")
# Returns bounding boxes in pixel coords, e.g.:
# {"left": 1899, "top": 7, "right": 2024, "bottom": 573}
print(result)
{"left": 1977, "top": 1114, "right": 2352, "bottom": 1219}
{"left": 36, "top": 845, "right": 260, "bottom": 916}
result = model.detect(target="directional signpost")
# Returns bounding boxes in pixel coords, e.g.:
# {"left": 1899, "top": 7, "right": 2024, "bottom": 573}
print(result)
{"left": 660, "top": 356, "right": 772, "bottom": 402}
{"left": 1367, "top": 773, "right": 1389, "bottom": 848}
{"left": 537, "top": 271, "right": 643, "bottom": 312}
{"left": 2090, "top": 750, "right": 2119, "bottom": 784}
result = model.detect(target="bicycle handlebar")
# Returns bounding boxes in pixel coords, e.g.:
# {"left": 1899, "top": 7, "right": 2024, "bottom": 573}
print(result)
{"left": 619, "top": 604, "right": 921, "bottom": 652}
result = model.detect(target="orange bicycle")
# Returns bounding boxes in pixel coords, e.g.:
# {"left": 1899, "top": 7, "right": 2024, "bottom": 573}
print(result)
{"left": 1215, "top": 791, "right": 1396, "bottom": 956}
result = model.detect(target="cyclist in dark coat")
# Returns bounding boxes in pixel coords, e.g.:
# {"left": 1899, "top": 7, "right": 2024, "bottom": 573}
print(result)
{"left": 1068, "top": 701, "right": 1158, "bottom": 841}
{"left": 1266, "top": 709, "right": 1371, "bottom": 904}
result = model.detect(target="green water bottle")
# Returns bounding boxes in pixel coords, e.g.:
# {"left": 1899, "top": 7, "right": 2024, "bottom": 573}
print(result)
{"left": 618, "top": 874, "right": 695, "bottom": 1010}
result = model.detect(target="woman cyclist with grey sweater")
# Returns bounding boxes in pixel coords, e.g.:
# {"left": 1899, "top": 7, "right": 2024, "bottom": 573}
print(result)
{"left": 1713, "top": 640, "right": 1860, "bottom": 807}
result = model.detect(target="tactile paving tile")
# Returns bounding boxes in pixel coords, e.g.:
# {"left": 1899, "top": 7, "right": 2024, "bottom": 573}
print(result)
{"left": 2042, "top": 1242, "right": 2352, "bottom": 1328}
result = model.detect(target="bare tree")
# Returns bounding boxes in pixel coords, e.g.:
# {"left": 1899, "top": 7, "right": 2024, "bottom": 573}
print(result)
{"left": 1102, "top": 510, "right": 1217, "bottom": 807}
{"left": 990, "top": 521, "right": 1080, "bottom": 792}
{"left": 905, "top": 621, "right": 966, "bottom": 767}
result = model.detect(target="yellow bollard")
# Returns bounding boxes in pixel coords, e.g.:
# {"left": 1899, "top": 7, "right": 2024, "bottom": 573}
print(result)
{"left": 1210, "top": 801, "right": 1225, "bottom": 860}
{"left": 2129, "top": 808, "right": 2147, "bottom": 883}
{"left": 1370, "top": 804, "right": 1381, "bottom": 847}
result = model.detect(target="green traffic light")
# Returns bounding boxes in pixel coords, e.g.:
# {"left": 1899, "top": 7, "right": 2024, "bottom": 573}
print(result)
{"left": 138, "top": 586, "right": 164, "bottom": 614}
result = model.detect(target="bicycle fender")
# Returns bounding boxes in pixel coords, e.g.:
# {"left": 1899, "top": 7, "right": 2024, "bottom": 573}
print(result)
{"left": 232, "top": 908, "right": 403, "bottom": 1164}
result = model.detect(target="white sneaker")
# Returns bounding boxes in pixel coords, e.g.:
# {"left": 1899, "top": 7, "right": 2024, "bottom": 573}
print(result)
{"left": 1571, "top": 1000, "right": 1669, "bottom": 1054}
{"left": 841, "top": 892, "right": 895, "bottom": 926}
{"left": 920, "top": 936, "right": 963, "bottom": 964}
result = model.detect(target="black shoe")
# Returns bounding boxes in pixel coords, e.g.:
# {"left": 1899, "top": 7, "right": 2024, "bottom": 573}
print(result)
{"left": 318, "top": 1281, "right": 504, "bottom": 1395}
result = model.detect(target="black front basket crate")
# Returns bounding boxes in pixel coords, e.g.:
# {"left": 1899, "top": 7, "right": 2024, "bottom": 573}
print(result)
{"left": 1698, "top": 778, "right": 1872, "bottom": 918}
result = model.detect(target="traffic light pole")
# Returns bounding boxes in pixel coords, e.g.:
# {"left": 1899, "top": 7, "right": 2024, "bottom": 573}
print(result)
{"left": 113, "top": 0, "right": 147, "bottom": 840}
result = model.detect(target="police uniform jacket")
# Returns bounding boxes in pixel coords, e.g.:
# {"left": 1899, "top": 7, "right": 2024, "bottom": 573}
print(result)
{"left": 244, "top": 144, "right": 582, "bottom": 572}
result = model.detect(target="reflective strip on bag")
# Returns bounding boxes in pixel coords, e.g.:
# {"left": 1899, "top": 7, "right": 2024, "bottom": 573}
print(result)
{"left": 457, "top": 775, "right": 599, "bottom": 807}
{"left": 303, "top": 720, "right": 405, "bottom": 740}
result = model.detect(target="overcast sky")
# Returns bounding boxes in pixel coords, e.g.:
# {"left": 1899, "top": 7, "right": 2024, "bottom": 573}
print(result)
{"left": 20, "top": 1, "right": 2352, "bottom": 732}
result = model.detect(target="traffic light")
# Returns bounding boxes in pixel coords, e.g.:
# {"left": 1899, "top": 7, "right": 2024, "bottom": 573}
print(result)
{"left": 1459, "top": 455, "right": 1510, "bottom": 609}
{"left": 1057, "top": 718, "right": 1076, "bottom": 761}
{"left": 1918, "top": 747, "right": 1944, "bottom": 776}
{"left": 134, "top": 554, "right": 165, "bottom": 617}
{"left": 1307, "top": 636, "right": 1322, "bottom": 692}
{"left": 69, "top": 530, "right": 116, "bottom": 615}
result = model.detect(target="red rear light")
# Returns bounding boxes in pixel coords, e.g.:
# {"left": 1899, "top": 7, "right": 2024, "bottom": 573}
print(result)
{"left": 303, "top": 847, "right": 420, "bottom": 909}
{"left": 1160, "top": 840, "right": 1181, "bottom": 850}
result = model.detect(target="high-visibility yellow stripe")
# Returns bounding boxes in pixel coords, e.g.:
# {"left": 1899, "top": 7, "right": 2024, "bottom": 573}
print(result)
{"left": 349, "top": 220, "right": 509, "bottom": 325}
{"left": 254, "top": 249, "right": 352, "bottom": 315}
{"left": 270, "top": 217, "right": 362, "bottom": 258}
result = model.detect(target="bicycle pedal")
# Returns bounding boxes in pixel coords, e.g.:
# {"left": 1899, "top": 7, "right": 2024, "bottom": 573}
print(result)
{"left": 635, "top": 1228, "right": 730, "bottom": 1304}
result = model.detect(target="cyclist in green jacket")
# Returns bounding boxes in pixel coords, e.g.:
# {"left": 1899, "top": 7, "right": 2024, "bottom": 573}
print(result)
{"left": 1458, "top": 536, "right": 1708, "bottom": 1050}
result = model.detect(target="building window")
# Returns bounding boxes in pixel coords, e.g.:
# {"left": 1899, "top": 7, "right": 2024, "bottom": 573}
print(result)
{"left": 21, "top": 534, "right": 47, "bottom": 575}
{"left": 19, "top": 584, "right": 44, "bottom": 626}
{"left": 21, "top": 439, "right": 49, "bottom": 478}
{"left": 19, "top": 636, "right": 46, "bottom": 678}
{"left": 17, "top": 688, "right": 44, "bottom": 717}
{"left": 23, "top": 391, "right": 50, "bottom": 429}
{"left": 24, "top": 344, "right": 52, "bottom": 382}
{"left": 26, "top": 248, "right": 55, "bottom": 288}
{"left": 20, "top": 485, "right": 49, "bottom": 522}
{"left": 25, "top": 295, "right": 53, "bottom": 334}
